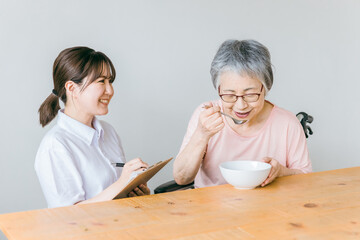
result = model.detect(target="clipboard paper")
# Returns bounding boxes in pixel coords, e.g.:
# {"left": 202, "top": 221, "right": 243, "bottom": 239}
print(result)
{"left": 113, "top": 158, "right": 173, "bottom": 199}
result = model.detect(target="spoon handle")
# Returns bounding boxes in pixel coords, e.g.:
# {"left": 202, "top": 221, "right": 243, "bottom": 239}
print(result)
{"left": 203, "top": 104, "right": 245, "bottom": 124}
{"left": 220, "top": 111, "right": 246, "bottom": 125}
{"left": 220, "top": 111, "right": 232, "bottom": 119}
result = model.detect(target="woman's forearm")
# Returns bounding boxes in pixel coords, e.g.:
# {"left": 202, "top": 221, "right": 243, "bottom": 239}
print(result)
{"left": 173, "top": 130, "right": 210, "bottom": 185}
{"left": 76, "top": 178, "right": 128, "bottom": 205}
{"left": 280, "top": 165, "right": 303, "bottom": 177}
{"left": 77, "top": 158, "right": 149, "bottom": 205}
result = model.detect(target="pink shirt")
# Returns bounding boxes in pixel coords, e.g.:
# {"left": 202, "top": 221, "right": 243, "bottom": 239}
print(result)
{"left": 179, "top": 100, "right": 312, "bottom": 188}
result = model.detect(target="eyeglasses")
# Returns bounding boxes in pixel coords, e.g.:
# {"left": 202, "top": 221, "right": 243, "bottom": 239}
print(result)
{"left": 219, "top": 85, "right": 264, "bottom": 103}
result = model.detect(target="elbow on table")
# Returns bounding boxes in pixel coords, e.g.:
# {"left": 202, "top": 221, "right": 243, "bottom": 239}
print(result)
{"left": 173, "top": 171, "right": 194, "bottom": 186}
{"left": 300, "top": 168, "right": 312, "bottom": 174}
{"left": 174, "top": 177, "right": 191, "bottom": 186}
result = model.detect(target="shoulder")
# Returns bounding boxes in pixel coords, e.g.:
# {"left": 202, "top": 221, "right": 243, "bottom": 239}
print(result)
{"left": 271, "top": 104, "right": 300, "bottom": 126}
{"left": 35, "top": 125, "right": 75, "bottom": 169}
{"left": 267, "top": 104, "right": 304, "bottom": 137}
{"left": 37, "top": 125, "right": 72, "bottom": 152}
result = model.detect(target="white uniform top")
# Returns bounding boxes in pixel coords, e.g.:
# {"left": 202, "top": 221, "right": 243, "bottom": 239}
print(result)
{"left": 35, "top": 110, "right": 126, "bottom": 208}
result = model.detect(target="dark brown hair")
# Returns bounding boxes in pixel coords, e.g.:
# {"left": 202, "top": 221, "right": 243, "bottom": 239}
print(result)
{"left": 38, "top": 46, "right": 116, "bottom": 127}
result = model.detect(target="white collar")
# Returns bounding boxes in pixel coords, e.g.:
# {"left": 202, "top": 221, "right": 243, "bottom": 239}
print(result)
{"left": 57, "top": 109, "right": 104, "bottom": 145}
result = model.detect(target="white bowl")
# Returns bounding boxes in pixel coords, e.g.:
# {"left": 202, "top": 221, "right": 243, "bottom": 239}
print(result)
{"left": 219, "top": 160, "right": 271, "bottom": 189}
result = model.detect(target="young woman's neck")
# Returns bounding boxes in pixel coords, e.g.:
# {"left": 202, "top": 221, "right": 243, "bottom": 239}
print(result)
{"left": 64, "top": 105, "right": 94, "bottom": 128}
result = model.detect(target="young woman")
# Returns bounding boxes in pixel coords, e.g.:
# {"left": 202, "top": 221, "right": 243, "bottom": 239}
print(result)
{"left": 35, "top": 46, "right": 150, "bottom": 208}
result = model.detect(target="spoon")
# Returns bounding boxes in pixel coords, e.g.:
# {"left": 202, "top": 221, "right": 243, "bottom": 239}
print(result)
{"left": 220, "top": 111, "right": 246, "bottom": 125}
{"left": 203, "top": 105, "right": 246, "bottom": 125}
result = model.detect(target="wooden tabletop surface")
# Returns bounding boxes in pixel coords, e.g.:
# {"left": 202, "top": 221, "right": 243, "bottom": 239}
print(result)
{"left": 1, "top": 167, "right": 360, "bottom": 239}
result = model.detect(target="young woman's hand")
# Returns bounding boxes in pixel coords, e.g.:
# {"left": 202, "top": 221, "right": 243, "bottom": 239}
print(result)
{"left": 196, "top": 102, "right": 224, "bottom": 140}
{"left": 119, "top": 158, "right": 148, "bottom": 184}
{"left": 77, "top": 158, "right": 149, "bottom": 205}
{"left": 127, "top": 183, "right": 150, "bottom": 197}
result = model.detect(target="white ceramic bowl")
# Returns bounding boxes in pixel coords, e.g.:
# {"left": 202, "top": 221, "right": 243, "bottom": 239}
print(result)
{"left": 219, "top": 160, "right": 271, "bottom": 189}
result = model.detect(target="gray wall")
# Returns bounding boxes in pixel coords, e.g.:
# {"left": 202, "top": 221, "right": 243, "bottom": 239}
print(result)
{"left": 1, "top": 0, "right": 359, "bottom": 219}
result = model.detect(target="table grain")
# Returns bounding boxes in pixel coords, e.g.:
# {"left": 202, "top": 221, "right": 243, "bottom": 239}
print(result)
{"left": 1, "top": 167, "right": 359, "bottom": 239}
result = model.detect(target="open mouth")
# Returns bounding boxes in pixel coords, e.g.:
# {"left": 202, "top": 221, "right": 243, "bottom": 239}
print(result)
{"left": 234, "top": 110, "right": 251, "bottom": 119}
{"left": 99, "top": 99, "right": 109, "bottom": 104}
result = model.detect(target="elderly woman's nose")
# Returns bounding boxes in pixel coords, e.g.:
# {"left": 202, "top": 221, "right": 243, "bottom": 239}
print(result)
{"left": 234, "top": 97, "right": 248, "bottom": 109}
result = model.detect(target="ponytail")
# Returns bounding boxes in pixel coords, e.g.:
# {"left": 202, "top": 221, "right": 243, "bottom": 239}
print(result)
{"left": 38, "top": 92, "right": 60, "bottom": 127}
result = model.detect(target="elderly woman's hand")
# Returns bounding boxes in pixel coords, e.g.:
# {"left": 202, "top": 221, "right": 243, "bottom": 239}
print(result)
{"left": 196, "top": 102, "right": 225, "bottom": 139}
{"left": 260, "top": 157, "right": 284, "bottom": 187}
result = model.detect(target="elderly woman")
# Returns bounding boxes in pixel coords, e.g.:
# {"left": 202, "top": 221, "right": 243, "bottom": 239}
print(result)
{"left": 173, "top": 39, "right": 312, "bottom": 188}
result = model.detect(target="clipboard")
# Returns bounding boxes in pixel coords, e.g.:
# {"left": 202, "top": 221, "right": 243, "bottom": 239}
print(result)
{"left": 113, "top": 157, "right": 173, "bottom": 199}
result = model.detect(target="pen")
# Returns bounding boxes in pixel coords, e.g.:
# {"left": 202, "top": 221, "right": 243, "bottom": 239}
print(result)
{"left": 111, "top": 162, "right": 125, "bottom": 167}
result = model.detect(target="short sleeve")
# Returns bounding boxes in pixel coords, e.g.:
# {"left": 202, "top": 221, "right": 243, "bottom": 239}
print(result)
{"left": 178, "top": 101, "right": 221, "bottom": 154}
{"left": 35, "top": 140, "right": 85, "bottom": 208}
{"left": 178, "top": 104, "right": 203, "bottom": 153}
{"left": 286, "top": 117, "right": 312, "bottom": 173}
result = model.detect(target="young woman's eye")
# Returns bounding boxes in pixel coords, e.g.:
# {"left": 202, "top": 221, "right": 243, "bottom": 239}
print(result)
{"left": 98, "top": 79, "right": 105, "bottom": 83}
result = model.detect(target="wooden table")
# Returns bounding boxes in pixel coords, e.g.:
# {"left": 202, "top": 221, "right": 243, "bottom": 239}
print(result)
{"left": 1, "top": 167, "right": 360, "bottom": 239}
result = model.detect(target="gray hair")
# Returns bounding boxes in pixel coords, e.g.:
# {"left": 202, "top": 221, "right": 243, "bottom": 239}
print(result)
{"left": 210, "top": 39, "right": 273, "bottom": 94}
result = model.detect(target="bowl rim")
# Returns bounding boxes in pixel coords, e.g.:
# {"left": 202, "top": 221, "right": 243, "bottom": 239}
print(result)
{"left": 219, "top": 160, "right": 271, "bottom": 172}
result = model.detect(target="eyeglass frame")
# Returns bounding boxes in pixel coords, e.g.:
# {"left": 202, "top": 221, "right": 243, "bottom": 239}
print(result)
{"left": 218, "top": 85, "right": 264, "bottom": 103}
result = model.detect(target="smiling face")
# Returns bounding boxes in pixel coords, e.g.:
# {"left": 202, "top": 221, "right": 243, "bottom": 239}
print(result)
{"left": 219, "top": 71, "right": 265, "bottom": 125}
{"left": 65, "top": 65, "right": 114, "bottom": 126}
{"left": 77, "top": 73, "right": 114, "bottom": 117}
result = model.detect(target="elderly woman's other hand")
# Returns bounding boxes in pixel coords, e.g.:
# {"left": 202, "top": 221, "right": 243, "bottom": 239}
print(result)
{"left": 260, "top": 157, "right": 284, "bottom": 187}
{"left": 196, "top": 102, "right": 224, "bottom": 140}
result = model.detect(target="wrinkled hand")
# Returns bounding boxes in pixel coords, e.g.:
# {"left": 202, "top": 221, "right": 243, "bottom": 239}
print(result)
{"left": 197, "top": 102, "right": 224, "bottom": 139}
{"left": 120, "top": 158, "right": 149, "bottom": 184}
{"left": 260, "top": 157, "right": 284, "bottom": 187}
{"left": 128, "top": 183, "right": 150, "bottom": 197}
